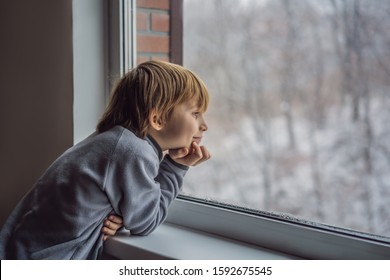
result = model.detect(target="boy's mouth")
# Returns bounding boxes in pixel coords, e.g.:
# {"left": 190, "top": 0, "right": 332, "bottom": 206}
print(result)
{"left": 193, "top": 137, "right": 202, "bottom": 144}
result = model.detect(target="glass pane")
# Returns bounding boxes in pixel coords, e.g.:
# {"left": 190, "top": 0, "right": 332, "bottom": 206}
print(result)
{"left": 182, "top": 0, "right": 390, "bottom": 238}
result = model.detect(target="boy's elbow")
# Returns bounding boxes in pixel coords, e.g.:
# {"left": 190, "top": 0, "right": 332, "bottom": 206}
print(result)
{"left": 126, "top": 207, "right": 168, "bottom": 236}
{"left": 130, "top": 221, "right": 159, "bottom": 236}
{"left": 134, "top": 230, "right": 152, "bottom": 236}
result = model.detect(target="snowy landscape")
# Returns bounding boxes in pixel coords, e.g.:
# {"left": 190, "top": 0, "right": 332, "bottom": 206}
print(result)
{"left": 181, "top": 0, "right": 390, "bottom": 238}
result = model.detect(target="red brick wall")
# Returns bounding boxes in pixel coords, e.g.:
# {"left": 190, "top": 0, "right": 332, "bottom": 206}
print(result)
{"left": 136, "top": 0, "right": 171, "bottom": 64}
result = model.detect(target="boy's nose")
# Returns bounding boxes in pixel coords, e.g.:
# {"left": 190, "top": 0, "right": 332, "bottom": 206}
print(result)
{"left": 200, "top": 119, "right": 208, "bottom": 132}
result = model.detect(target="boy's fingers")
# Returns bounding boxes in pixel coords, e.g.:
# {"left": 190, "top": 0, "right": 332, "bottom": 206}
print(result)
{"left": 105, "top": 219, "right": 122, "bottom": 230}
{"left": 193, "top": 142, "right": 203, "bottom": 157}
{"left": 193, "top": 146, "right": 211, "bottom": 166}
{"left": 179, "top": 143, "right": 206, "bottom": 166}
{"left": 169, "top": 143, "right": 211, "bottom": 166}
{"left": 108, "top": 215, "right": 123, "bottom": 225}
{"left": 101, "top": 226, "right": 115, "bottom": 236}
{"left": 102, "top": 214, "right": 124, "bottom": 241}
{"left": 200, "top": 146, "right": 211, "bottom": 160}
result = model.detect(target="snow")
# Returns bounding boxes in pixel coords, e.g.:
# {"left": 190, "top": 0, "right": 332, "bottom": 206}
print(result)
{"left": 181, "top": 0, "right": 390, "bottom": 238}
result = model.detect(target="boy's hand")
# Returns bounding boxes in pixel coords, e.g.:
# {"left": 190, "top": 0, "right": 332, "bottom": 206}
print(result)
{"left": 101, "top": 214, "right": 124, "bottom": 241}
{"left": 169, "top": 142, "right": 211, "bottom": 167}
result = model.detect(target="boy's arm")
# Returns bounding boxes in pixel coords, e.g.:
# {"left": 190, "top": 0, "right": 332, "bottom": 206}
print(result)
{"left": 104, "top": 147, "right": 187, "bottom": 236}
{"left": 123, "top": 144, "right": 211, "bottom": 235}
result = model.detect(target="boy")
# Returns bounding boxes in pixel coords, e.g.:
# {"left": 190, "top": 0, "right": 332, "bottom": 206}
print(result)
{"left": 0, "top": 61, "right": 210, "bottom": 259}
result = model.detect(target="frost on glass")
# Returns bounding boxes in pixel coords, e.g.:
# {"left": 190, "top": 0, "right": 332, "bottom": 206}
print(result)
{"left": 182, "top": 0, "right": 390, "bottom": 237}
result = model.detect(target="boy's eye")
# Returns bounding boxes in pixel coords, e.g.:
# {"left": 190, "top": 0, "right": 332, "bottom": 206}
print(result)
{"left": 192, "top": 112, "right": 200, "bottom": 119}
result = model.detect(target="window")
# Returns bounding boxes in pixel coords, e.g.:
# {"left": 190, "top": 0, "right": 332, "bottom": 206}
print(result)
{"left": 181, "top": 0, "right": 390, "bottom": 240}
{"left": 104, "top": 0, "right": 390, "bottom": 259}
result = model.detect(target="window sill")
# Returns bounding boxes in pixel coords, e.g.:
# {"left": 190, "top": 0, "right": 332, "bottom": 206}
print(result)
{"left": 102, "top": 222, "right": 298, "bottom": 260}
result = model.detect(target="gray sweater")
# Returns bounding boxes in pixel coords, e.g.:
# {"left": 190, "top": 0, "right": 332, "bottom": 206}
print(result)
{"left": 0, "top": 125, "right": 187, "bottom": 259}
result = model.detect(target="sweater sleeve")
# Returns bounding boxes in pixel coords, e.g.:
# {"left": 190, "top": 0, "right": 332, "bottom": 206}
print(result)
{"left": 103, "top": 135, "right": 187, "bottom": 236}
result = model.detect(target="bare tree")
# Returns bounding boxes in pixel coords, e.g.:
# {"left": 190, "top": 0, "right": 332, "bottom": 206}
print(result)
{"left": 183, "top": 0, "right": 390, "bottom": 237}
{"left": 329, "top": 0, "right": 355, "bottom": 117}
{"left": 279, "top": 0, "right": 298, "bottom": 150}
{"left": 353, "top": 0, "right": 376, "bottom": 231}
{"left": 307, "top": 4, "right": 326, "bottom": 220}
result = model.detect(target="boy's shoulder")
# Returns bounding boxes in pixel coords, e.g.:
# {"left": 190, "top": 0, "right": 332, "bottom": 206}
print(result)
{"left": 95, "top": 125, "right": 140, "bottom": 146}
{"left": 98, "top": 126, "right": 159, "bottom": 161}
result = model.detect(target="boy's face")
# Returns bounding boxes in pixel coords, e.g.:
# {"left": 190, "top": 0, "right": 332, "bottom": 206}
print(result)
{"left": 153, "top": 98, "right": 208, "bottom": 151}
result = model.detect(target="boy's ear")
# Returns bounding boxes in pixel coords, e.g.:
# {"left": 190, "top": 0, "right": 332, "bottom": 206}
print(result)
{"left": 149, "top": 110, "right": 164, "bottom": 130}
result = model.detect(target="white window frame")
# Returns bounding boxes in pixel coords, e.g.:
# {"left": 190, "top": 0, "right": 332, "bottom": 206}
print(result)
{"left": 98, "top": 0, "right": 390, "bottom": 259}
{"left": 167, "top": 196, "right": 390, "bottom": 259}
{"left": 108, "top": 0, "right": 137, "bottom": 80}
{"left": 72, "top": 0, "right": 136, "bottom": 143}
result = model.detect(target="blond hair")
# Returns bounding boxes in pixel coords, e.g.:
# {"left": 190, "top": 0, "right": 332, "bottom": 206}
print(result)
{"left": 97, "top": 60, "right": 209, "bottom": 137}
